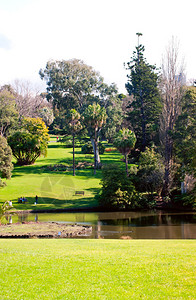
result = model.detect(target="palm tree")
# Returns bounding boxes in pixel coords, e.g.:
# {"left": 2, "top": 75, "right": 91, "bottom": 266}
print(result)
{"left": 113, "top": 128, "right": 136, "bottom": 176}
{"left": 84, "top": 103, "right": 107, "bottom": 175}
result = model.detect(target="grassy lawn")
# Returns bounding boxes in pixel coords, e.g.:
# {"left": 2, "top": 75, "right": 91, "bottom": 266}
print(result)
{"left": 0, "top": 138, "right": 123, "bottom": 211}
{"left": 0, "top": 239, "right": 195, "bottom": 299}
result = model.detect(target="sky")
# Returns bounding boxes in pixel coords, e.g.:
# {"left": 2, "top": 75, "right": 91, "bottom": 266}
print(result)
{"left": 0, "top": 0, "right": 195, "bottom": 94}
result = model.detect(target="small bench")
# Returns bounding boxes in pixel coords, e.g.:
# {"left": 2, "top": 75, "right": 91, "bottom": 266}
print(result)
{"left": 75, "top": 191, "right": 84, "bottom": 196}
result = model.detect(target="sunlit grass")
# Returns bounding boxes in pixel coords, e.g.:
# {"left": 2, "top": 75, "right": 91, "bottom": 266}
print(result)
{"left": 0, "top": 137, "right": 124, "bottom": 211}
{"left": 0, "top": 239, "right": 195, "bottom": 299}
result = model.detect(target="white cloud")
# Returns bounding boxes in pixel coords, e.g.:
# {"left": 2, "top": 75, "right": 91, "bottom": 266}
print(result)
{"left": 0, "top": 0, "right": 195, "bottom": 92}
{"left": 0, "top": 33, "right": 12, "bottom": 50}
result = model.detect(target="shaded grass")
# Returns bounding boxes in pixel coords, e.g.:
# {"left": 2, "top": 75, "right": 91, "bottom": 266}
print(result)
{"left": 0, "top": 239, "right": 195, "bottom": 299}
{"left": 0, "top": 138, "right": 124, "bottom": 211}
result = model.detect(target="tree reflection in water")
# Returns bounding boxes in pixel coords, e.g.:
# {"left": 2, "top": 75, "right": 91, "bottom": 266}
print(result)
{"left": 11, "top": 210, "right": 196, "bottom": 239}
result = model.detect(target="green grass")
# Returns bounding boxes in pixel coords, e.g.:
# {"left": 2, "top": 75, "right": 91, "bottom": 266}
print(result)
{"left": 0, "top": 137, "right": 123, "bottom": 211}
{"left": 0, "top": 239, "right": 195, "bottom": 299}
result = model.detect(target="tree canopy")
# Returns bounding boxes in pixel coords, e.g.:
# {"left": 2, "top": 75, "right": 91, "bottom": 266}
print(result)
{"left": 125, "top": 43, "right": 162, "bottom": 151}
{"left": 39, "top": 59, "right": 120, "bottom": 135}
{"left": 0, "top": 89, "right": 18, "bottom": 137}
{"left": 83, "top": 103, "right": 107, "bottom": 173}
{"left": 174, "top": 87, "right": 196, "bottom": 177}
{"left": 113, "top": 128, "right": 136, "bottom": 176}
{"left": 0, "top": 136, "right": 13, "bottom": 187}
{"left": 8, "top": 117, "right": 49, "bottom": 165}
{"left": 160, "top": 38, "right": 185, "bottom": 197}
{"left": 39, "top": 59, "right": 105, "bottom": 112}
{"left": 136, "top": 147, "right": 164, "bottom": 195}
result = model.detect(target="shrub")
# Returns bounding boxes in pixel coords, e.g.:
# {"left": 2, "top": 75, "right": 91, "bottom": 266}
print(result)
{"left": 81, "top": 142, "right": 105, "bottom": 154}
{"left": 97, "top": 164, "right": 138, "bottom": 209}
{"left": 0, "top": 136, "right": 13, "bottom": 187}
{"left": 99, "top": 142, "right": 105, "bottom": 155}
{"left": 41, "top": 164, "right": 69, "bottom": 172}
{"left": 135, "top": 193, "right": 157, "bottom": 209}
{"left": 135, "top": 147, "right": 164, "bottom": 195}
{"left": 60, "top": 136, "right": 81, "bottom": 148}
{"left": 81, "top": 142, "right": 93, "bottom": 154}
{"left": 8, "top": 117, "right": 49, "bottom": 165}
{"left": 172, "top": 184, "right": 196, "bottom": 210}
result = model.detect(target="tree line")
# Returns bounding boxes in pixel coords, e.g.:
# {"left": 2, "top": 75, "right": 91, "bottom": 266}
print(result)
{"left": 0, "top": 34, "right": 195, "bottom": 209}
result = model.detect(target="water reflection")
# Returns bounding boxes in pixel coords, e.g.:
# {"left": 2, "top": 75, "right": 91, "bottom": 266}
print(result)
{"left": 13, "top": 210, "right": 196, "bottom": 239}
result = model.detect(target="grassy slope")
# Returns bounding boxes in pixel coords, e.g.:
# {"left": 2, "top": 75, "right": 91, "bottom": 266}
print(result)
{"left": 0, "top": 139, "right": 123, "bottom": 211}
{"left": 0, "top": 239, "right": 195, "bottom": 299}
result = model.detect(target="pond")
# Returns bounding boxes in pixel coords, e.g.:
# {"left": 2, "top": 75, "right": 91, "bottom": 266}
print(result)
{"left": 8, "top": 210, "right": 196, "bottom": 239}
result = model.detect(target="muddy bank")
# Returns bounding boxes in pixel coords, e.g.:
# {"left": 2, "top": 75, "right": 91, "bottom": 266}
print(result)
{"left": 0, "top": 221, "right": 92, "bottom": 238}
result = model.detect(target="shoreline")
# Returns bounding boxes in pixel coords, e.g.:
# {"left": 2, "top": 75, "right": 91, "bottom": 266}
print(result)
{"left": 0, "top": 221, "right": 92, "bottom": 238}
{"left": 12, "top": 205, "right": 195, "bottom": 214}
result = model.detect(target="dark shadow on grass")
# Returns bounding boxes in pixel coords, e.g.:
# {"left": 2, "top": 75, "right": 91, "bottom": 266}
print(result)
{"left": 11, "top": 149, "right": 124, "bottom": 180}
{"left": 48, "top": 143, "right": 66, "bottom": 149}
{"left": 86, "top": 187, "right": 100, "bottom": 194}
{"left": 11, "top": 164, "right": 59, "bottom": 177}
{"left": 13, "top": 196, "right": 99, "bottom": 212}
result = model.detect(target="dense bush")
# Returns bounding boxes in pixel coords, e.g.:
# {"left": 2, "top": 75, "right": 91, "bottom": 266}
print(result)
{"left": 60, "top": 136, "right": 81, "bottom": 148}
{"left": 172, "top": 185, "right": 196, "bottom": 210}
{"left": 41, "top": 164, "right": 69, "bottom": 172}
{"left": 8, "top": 117, "right": 49, "bottom": 165}
{"left": 134, "top": 193, "right": 157, "bottom": 209}
{"left": 134, "top": 147, "right": 164, "bottom": 195}
{"left": 0, "top": 136, "right": 13, "bottom": 187}
{"left": 81, "top": 142, "right": 105, "bottom": 155}
{"left": 81, "top": 142, "right": 93, "bottom": 154}
{"left": 97, "top": 164, "right": 138, "bottom": 209}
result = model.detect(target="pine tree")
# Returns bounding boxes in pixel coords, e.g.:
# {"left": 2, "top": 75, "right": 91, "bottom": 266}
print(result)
{"left": 125, "top": 35, "right": 162, "bottom": 152}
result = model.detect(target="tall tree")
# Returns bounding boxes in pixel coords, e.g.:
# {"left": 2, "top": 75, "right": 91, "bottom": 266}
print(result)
{"left": 1, "top": 81, "right": 54, "bottom": 125}
{"left": 0, "top": 89, "right": 18, "bottom": 137}
{"left": 160, "top": 37, "right": 185, "bottom": 197}
{"left": 0, "top": 136, "right": 13, "bottom": 187}
{"left": 113, "top": 128, "right": 136, "bottom": 176}
{"left": 68, "top": 109, "right": 83, "bottom": 176}
{"left": 39, "top": 59, "right": 104, "bottom": 112}
{"left": 125, "top": 34, "right": 162, "bottom": 152}
{"left": 83, "top": 103, "right": 107, "bottom": 174}
{"left": 39, "top": 59, "right": 119, "bottom": 134}
{"left": 102, "top": 93, "right": 125, "bottom": 142}
{"left": 174, "top": 86, "right": 196, "bottom": 192}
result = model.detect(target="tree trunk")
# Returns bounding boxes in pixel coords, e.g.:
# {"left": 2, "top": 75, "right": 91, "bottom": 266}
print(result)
{"left": 137, "top": 44, "right": 146, "bottom": 151}
{"left": 125, "top": 154, "right": 129, "bottom": 177}
{"left": 90, "top": 137, "right": 101, "bottom": 175}
{"left": 73, "top": 134, "right": 75, "bottom": 176}
{"left": 160, "top": 38, "right": 184, "bottom": 199}
{"left": 162, "top": 132, "right": 173, "bottom": 197}
{"left": 140, "top": 99, "right": 146, "bottom": 151}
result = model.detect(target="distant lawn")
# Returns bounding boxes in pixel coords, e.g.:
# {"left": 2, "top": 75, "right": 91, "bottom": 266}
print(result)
{"left": 0, "top": 239, "right": 195, "bottom": 299}
{"left": 0, "top": 137, "right": 124, "bottom": 211}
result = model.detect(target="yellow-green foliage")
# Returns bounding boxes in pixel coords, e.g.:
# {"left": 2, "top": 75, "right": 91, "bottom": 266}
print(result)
{"left": 8, "top": 117, "right": 49, "bottom": 165}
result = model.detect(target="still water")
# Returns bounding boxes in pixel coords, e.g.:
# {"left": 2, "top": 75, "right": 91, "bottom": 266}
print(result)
{"left": 11, "top": 210, "right": 196, "bottom": 239}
